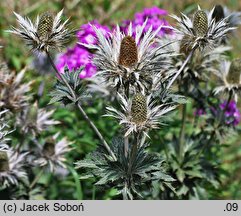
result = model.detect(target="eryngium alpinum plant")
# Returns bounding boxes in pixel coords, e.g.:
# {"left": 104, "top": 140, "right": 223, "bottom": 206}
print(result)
{"left": 6, "top": 4, "right": 241, "bottom": 199}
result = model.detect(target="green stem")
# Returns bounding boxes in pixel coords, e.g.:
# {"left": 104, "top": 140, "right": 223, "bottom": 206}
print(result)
{"left": 77, "top": 103, "right": 116, "bottom": 160}
{"left": 166, "top": 48, "right": 196, "bottom": 90}
{"left": 128, "top": 132, "right": 141, "bottom": 177}
{"left": 46, "top": 52, "right": 76, "bottom": 100}
{"left": 46, "top": 52, "right": 116, "bottom": 161}
{"left": 124, "top": 82, "right": 130, "bottom": 158}
{"left": 29, "top": 169, "right": 44, "bottom": 189}
{"left": 179, "top": 103, "right": 187, "bottom": 162}
{"left": 92, "top": 185, "right": 96, "bottom": 200}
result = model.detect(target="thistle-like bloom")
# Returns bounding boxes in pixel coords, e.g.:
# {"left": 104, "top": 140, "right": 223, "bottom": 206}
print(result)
{"left": 105, "top": 93, "right": 176, "bottom": 136}
{"left": 171, "top": 6, "right": 235, "bottom": 50}
{"left": 17, "top": 102, "right": 59, "bottom": 136}
{"left": 0, "top": 146, "right": 28, "bottom": 187}
{"left": 80, "top": 21, "right": 173, "bottom": 93}
{"left": 33, "top": 133, "right": 72, "bottom": 172}
{"left": 213, "top": 59, "right": 241, "bottom": 101}
{"left": 0, "top": 64, "right": 32, "bottom": 112}
{"left": 8, "top": 9, "right": 73, "bottom": 52}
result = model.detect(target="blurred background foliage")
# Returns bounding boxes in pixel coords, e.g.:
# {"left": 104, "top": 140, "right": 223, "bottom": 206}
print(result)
{"left": 0, "top": 0, "right": 241, "bottom": 199}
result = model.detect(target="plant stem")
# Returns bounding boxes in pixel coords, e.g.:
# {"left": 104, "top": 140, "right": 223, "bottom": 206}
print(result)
{"left": 46, "top": 52, "right": 116, "bottom": 161}
{"left": 124, "top": 83, "right": 130, "bottom": 158}
{"left": 166, "top": 48, "right": 196, "bottom": 90}
{"left": 128, "top": 132, "right": 141, "bottom": 177}
{"left": 30, "top": 169, "right": 44, "bottom": 189}
{"left": 179, "top": 103, "right": 187, "bottom": 162}
{"left": 77, "top": 103, "right": 116, "bottom": 160}
{"left": 46, "top": 52, "right": 76, "bottom": 100}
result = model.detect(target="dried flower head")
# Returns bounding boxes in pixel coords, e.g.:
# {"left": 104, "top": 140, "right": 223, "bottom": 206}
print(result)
{"left": 213, "top": 59, "right": 241, "bottom": 101}
{"left": 33, "top": 133, "right": 72, "bottom": 172}
{"left": 119, "top": 36, "right": 138, "bottom": 67}
{"left": 17, "top": 102, "right": 59, "bottom": 136}
{"left": 8, "top": 9, "right": 74, "bottom": 52}
{"left": 105, "top": 93, "right": 176, "bottom": 137}
{"left": 0, "top": 146, "right": 28, "bottom": 187}
{"left": 0, "top": 65, "right": 32, "bottom": 112}
{"left": 80, "top": 21, "right": 173, "bottom": 93}
{"left": 171, "top": 6, "right": 235, "bottom": 50}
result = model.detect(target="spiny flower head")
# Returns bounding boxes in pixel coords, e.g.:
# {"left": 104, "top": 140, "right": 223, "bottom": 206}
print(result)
{"left": 17, "top": 102, "right": 59, "bottom": 136}
{"left": 0, "top": 146, "right": 28, "bottom": 187}
{"left": 8, "top": 9, "right": 74, "bottom": 52}
{"left": 81, "top": 21, "right": 173, "bottom": 93}
{"left": 0, "top": 65, "right": 32, "bottom": 112}
{"left": 33, "top": 133, "right": 72, "bottom": 172}
{"left": 105, "top": 93, "right": 176, "bottom": 137}
{"left": 213, "top": 59, "right": 241, "bottom": 101}
{"left": 171, "top": 6, "right": 235, "bottom": 50}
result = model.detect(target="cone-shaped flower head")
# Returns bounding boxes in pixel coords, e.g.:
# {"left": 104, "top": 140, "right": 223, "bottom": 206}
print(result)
{"left": 37, "top": 12, "right": 54, "bottom": 40}
{"left": 193, "top": 10, "right": 208, "bottom": 37}
{"left": 131, "top": 93, "right": 147, "bottom": 124}
{"left": 119, "top": 36, "right": 138, "bottom": 68}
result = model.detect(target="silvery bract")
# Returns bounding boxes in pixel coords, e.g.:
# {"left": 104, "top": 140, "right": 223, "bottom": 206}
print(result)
{"left": 105, "top": 93, "right": 176, "bottom": 137}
